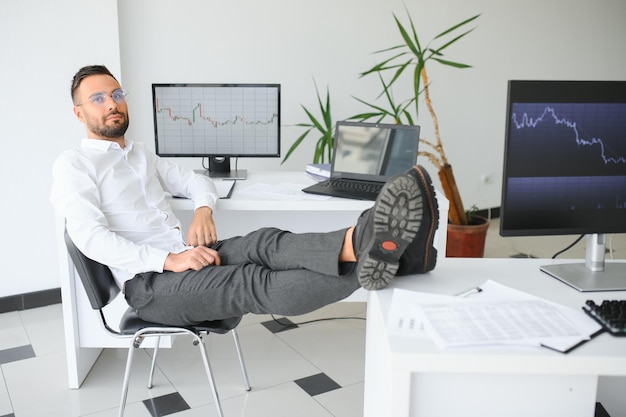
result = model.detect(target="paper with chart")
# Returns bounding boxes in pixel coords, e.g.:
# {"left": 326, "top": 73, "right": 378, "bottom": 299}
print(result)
{"left": 388, "top": 280, "right": 602, "bottom": 352}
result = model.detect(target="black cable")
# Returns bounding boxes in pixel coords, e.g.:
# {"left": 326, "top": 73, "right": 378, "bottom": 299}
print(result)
{"left": 551, "top": 234, "right": 584, "bottom": 259}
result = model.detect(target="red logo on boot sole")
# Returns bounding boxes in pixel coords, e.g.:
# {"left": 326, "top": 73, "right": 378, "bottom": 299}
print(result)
{"left": 381, "top": 241, "right": 398, "bottom": 251}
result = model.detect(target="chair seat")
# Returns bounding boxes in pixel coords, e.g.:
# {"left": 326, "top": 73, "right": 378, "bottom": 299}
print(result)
{"left": 119, "top": 308, "right": 243, "bottom": 336}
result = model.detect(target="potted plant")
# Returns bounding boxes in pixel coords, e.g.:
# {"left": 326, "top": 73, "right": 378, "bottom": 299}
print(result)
{"left": 352, "top": 9, "right": 488, "bottom": 257}
{"left": 446, "top": 205, "right": 490, "bottom": 257}
{"left": 282, "top": 80, "right": 335, "bottom": 164}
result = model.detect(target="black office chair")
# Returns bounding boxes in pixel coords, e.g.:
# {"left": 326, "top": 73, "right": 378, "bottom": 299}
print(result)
{"left": 64, "top": 230, "right": 250, "bottom": 417}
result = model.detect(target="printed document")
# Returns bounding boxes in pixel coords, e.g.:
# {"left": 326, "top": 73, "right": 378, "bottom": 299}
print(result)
{"left": 388, "top": 280, "right": 602, "bottom": 353}
{"left": 419, "top": 299, "right": 584, "bottom": 348}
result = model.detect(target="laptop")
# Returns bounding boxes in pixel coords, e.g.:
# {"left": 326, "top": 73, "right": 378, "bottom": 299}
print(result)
{"left": 302, "top": 121, "right": 420, "bottom": 200}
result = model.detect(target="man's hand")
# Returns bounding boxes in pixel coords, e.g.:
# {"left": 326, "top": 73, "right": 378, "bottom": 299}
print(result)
{"left": 164, "top": 246, "right": 221, "bottom": 272}
{"left": 187, "top": 206, "right": 217, "bottom": 247}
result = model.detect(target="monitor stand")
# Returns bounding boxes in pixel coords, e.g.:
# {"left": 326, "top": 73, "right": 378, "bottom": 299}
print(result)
{"left": 540, "top": 234, "right": 626, "bottom": 292}
{"left": 201, "top": 156, "right": 247, "bottom": 180}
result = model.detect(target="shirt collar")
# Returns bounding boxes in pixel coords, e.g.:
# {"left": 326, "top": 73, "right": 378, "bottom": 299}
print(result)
{"left": 80, "top": 138, "right": 133, "bottom": 152}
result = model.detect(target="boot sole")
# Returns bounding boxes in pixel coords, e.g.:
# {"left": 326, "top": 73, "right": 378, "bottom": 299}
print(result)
{"left": 358, "top": 175, "right": 422, "bottom": 290}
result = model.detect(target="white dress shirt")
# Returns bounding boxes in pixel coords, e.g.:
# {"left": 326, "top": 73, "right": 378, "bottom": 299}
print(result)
{"left": 50, "top": 139, "right": 218, "bottom": 288}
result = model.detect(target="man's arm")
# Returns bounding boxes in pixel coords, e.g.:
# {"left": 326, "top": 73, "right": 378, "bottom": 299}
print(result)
{"left": 164, "top": 245, "right": 221, "bottom": 272}
{"left": 186, "top": 206, "right": 217, "bottom": 246}
{"left": 152, "top": 153, "right": 219, "bottom": 246}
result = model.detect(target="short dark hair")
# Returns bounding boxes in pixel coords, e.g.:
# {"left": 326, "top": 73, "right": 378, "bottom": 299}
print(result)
{"left": 71, "top": 65, "right": 118, "bottom": 104}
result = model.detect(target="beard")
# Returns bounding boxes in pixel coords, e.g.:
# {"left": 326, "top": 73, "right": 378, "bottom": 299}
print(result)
{"left": 88, "top": 111, "right": 130, "bottom": 139}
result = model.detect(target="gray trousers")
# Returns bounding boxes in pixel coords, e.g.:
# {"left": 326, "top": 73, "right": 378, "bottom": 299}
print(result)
{"left": 124, "top": 227, "right": 360, "bottom": 325}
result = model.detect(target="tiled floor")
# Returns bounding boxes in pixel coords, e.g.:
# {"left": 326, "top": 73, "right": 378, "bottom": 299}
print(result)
{"left": 1, "top": 221, "right": 625, "bottom": 417}
{"left": 0, "top": 301, "right": 366, "bottom": 417}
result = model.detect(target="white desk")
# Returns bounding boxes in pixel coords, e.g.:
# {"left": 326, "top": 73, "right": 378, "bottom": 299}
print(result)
{"left": 363, "top": 257, "right": 626, "bottom": 417}
{"left": 56, "top": 171, "right": 449, "bottom": 388}
{"left": 169, "top": 171, "right": 375, "bottom": 238}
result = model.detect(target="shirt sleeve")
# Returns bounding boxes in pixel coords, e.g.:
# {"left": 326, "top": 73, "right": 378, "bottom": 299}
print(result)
{"left": 50, "top": 151, "right": 169, "bottom": 276}
{"left": 150, "top": 151, "right": 219, "bottom": 211}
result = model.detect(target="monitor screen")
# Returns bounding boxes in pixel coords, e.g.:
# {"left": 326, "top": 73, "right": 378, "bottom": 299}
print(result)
{"left": 500, "top": 80, "right": 626, "bottom": 237}
{"left": 152, "top": 83, "right": 280, "bottom": 178}
{"left": 500, "top": 80, "right": 626, "bottom": 291}
{"left": 332, "top": 121, "right": 420, "bottom": 181}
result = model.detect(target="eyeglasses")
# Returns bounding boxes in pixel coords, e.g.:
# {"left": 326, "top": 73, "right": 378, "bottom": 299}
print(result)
{"left": 75, "top": 89, "right": 129, "bottom": 107}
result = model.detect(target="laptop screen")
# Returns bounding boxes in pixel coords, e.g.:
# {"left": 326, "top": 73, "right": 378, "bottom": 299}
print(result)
{"left": 331, "top": 121, "right": 420, "bottom": 181}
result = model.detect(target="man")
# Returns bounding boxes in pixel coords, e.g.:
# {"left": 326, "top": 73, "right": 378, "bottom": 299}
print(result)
{"left": 51, "top": 65, "right": 438, "bottom": 326}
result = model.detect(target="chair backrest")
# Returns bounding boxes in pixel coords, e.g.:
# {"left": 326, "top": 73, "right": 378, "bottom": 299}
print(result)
{"left": 64, "top": 229, "right": 121, "bottom": 310}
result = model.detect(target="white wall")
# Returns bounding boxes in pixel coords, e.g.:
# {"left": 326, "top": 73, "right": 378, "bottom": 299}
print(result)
{"left": 117, "top": 0, "right": 626, "bottom": 213}
{"left": 1, "top": 0, "right": 625, "bottom": 297}
{"left": 0, "top": 0, "right": 121, "bottom": 297}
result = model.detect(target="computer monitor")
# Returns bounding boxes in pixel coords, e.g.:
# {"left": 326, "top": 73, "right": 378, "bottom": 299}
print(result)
{"left": 500, "top": 80, "right": 626, "bottom": 292}
{"left": 152, "top": 83, "right": 280, "bottom": 179}
{"left": 333, "top": 121, "right": 420, "bottom": 179}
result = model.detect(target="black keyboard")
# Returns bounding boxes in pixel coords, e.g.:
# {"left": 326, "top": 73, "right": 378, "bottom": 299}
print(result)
{"left": 583, "top": 300, "right": 626, "bottom": 336}
{"left": 323, "top": 179, "right": 383, "bottom": 195}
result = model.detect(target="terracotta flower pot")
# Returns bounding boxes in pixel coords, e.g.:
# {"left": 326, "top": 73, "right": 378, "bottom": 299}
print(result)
{"left": 446, "top": 215, "right": 490, "bottom": 258}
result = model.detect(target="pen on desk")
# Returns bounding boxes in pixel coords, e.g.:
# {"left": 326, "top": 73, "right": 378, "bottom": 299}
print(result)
{"left": 220, "top": 180, "right": 237, "bottom": 199}
{"left": 455, "top": 287, "right": 483, "bottom": 298}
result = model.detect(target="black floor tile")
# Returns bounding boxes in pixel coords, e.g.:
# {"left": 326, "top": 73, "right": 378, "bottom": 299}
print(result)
{"left": 294, "top": 372, "right": 341, "bottom": 397}
{"left": 261, "top": 317, "right": 298, "bottom": 333}
{"left": 596, "top": 402, "right": 611, "bottom": 417}
{"left": 143, "top": 392, "right": 190, "bottom": 417}
{"left": 0, "top": 345, "right": 36, "bottom": 365}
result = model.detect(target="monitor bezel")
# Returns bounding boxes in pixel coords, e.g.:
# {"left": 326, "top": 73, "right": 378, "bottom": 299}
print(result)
{"left": 330, "top": 120, "right": 420, "bottom": 182}
{"left": 500, "top": 80, "right": 626, "bottom": 237}
{"left": 152, "top": 83, "right": 281, "bottom": 158}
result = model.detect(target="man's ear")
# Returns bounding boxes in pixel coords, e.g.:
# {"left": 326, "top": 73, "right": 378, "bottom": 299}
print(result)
{"left": 73, "top": 105, "right": 85, "bottom": 122}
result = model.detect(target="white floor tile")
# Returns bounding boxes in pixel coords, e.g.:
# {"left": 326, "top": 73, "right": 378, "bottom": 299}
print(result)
{"left": 315, "top": 382, "right": 364, "bottom": 417}
{"left": 19, "top": 303, "right": 65, "bottom": 356}
{"left": 0, "top": 368, "right": 12, "bottom": 417}
{"left": 84, "top": 402, "right": 154, "bottom": 417}
{"left": 220, "top": 382, "right": 335, "bottom": 417}
{"left": 285, "top": 302, "right": 367, "bottom": 323}
{"left": 276, "top": 320, "right": 366, "bottom": 387}
{"left": 0, "top": 311, "right": 30, "bottom": 351}
{"left": 4, "top": 351, "right": 88, "bottom": 417}
{"left": 85, "top": 347, "right": 177, "bottom": 409}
